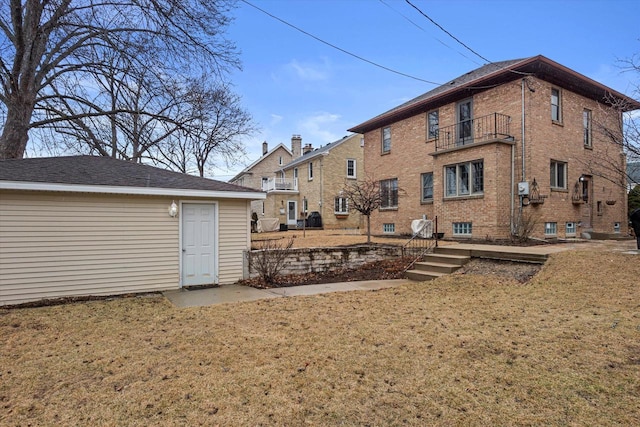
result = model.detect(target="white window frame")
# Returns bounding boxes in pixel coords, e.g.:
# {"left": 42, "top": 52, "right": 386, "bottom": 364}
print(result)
{"left": 334, "top": 197, "right": 349, "bottom": 214}
{"left": 380, "top": 178, "right": 398, "bottom": 209}
{"left": 550, "top": 160, "right": 567, "bottom": 190}
{"left": 382, "top": 126, "right": 391, "bottom": 153}
{"left": 308, "top": 162, "right": 313, "bottom": 180}
{"left": 421, "top": 172, "right": 434, "bottom": 202}
{"left": 346, "top": 159, "right": 356, "bottom": 179}
{"left": 565, "top": 222, "right": 576, "bottom": 237}
{"left": 545, "top": 222, "right": 557, "bottom": 236}
{"left": 453, "top": 222, "right": 472, "bottom": 236}
{"left": 383, "top": 223, "right": 395, "bottom": 234}
{"left": 445, "top": 160, "right": 483, "bottom": 198}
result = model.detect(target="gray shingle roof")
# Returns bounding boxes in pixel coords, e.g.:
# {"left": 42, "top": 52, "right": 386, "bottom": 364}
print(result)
{"left": 0, "top": 155, "right": 258, "bottom": 193}
{"left": 282, "top": 134, "right": 360, "bottom": 170}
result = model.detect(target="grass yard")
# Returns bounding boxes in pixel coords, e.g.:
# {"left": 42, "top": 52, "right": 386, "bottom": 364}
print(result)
{"left": 1, "top": 249, "right": 639, "bottom": 426}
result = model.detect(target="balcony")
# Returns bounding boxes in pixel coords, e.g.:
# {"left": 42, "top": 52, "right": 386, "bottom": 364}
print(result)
{"left": 262, "top": 177, "right": 298, "bottom": 192}
{"left": 433, "top": 113, "right": 513, "bottom": 152}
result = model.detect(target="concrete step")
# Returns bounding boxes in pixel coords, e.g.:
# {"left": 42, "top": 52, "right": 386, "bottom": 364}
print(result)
{"left": 413, "top": 261, "right": 463, "bottom": 274}
{"left": 422, "top": 252, "right": 470, "bottom": 266}
{"left": 405, "top": 269, "right": 447, "bottom": 281}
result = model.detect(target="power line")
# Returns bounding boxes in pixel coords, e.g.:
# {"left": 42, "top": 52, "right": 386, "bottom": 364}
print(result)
{"left": 239, "top": 0, "right": 441, "bottom": 86}
{"left": 379, "top": 0, "right": 482, "bottom": 66}
{"left": 404, "top": 0, "right": 492, "bottom": 64}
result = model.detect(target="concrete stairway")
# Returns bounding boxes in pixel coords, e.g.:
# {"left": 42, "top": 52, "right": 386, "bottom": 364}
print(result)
{"left": 405, "top": 247, "right": 470, "bottom": 281}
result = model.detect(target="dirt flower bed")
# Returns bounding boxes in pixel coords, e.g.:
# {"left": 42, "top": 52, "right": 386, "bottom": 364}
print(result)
{"left": 239, "top": 257, "right": 412, "bottom": 289}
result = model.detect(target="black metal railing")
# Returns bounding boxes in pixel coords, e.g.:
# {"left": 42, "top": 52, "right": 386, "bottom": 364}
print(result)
{"left": 402, "top": 217, "right": 438, "bottom": 272}
{"left": 434, "top": 113, "right": 512, "bottom": 151}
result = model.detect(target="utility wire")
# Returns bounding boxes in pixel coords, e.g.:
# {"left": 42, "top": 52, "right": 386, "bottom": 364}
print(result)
{"left": 405, "top": 0, "right": 491, "bottom": 64}
{"left": 239, "top": 0, "right": 441, "bottom": 85}
{"left": 379, "top": 0, "right": 482, "bottom": 66}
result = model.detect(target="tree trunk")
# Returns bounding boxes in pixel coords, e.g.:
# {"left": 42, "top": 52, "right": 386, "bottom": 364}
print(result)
{"left": 366, "top": 214, "right": 371, "bottom": 243}
{"left": 0, "top": 101, "right": 33, "bottom": 159}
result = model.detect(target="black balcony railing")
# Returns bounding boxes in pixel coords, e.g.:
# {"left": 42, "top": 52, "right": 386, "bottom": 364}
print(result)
{"left": 433, "top": 113, "right": 513, "bottom": 151}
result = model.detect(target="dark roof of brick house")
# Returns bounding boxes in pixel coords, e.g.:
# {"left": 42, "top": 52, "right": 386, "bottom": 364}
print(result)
{"left": 0, "top": 155, "right": 259, "bottom": 193}
{"left": 349, "top": 55, "right": 640, "bottom": 134}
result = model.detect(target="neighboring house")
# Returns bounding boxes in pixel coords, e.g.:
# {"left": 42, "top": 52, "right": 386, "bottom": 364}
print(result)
{"left": 229, "top": 136, "right": 301, "bottom": 218}
{"left": 349, "top": 55, "right": 640, "bottom": 240}
{"left": 275, "top": 133, "right": 364, "bottom": 230}
{"left": 628, "top": 161, "right": 640, "bottom": 191}
{"left": 0, "top": 156, "right": 265, "bottom": 306}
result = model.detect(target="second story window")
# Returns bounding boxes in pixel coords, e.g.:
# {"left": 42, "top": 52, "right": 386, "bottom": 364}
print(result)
{"left": 550, "top": 160, "right": 567, "bottom": 190}
{"left": 380, "top": 178, "right": 398, "bottom": 209}
{"left": 428, "top": 110, "right": 439, "bottom": 139}
{"left": 382, "top": 126, "right": 391, "bottom": 154}
{"left": 279, "top": 156, "right": 283, "bottom": 165}
{"left": 551, "top": 88, "right": 562, "bottom": 122}
{"left": 583, "top": 109, "right": 592, "bottom": 147}
{"left": 346, "top": 159, "right": 356, "bottom": 178}
{"left": 308, "top": 162, "right": 313, "bottom": 180}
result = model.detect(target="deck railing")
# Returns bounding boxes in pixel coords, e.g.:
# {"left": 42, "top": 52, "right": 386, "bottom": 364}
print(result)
{"left": 262, "top": 177, "right": 298, "bottom": 192}
{"left": 434, "top": 113, "right": 513, "bottom": 151}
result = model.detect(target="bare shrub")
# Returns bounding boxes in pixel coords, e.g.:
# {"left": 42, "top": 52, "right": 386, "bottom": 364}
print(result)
{"left": 511, "top": 209, "right": 540, "bottom": 243}
{"left": 247, "top": 237, "right": 295, "bottom": 286}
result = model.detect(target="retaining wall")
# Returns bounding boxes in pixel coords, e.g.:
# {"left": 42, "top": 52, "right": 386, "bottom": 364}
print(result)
{"left": 245, "top": 245, "right": 403, "bottom": 278}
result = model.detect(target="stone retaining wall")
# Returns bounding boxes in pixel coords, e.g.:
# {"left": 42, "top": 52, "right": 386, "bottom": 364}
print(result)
{"left": 245, "top": 245, "right": 403, "bottom": 278}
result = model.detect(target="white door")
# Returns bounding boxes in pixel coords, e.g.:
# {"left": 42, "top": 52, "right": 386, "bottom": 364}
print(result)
{"left": 287, "top": 200, "right": 297, "bottom": 226}
{"left": 182, "top": 203, "right": 217, "bottom": 287}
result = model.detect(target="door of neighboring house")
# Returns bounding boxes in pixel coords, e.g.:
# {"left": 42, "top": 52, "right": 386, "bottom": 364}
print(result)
{"left": 457, "top": 98, "right": 474, "bottom": 145}
{"left": 287, "top": 200, "right": 297, "bottom": 227}
{"left": 581, "top": 177, "right": 593, "bottom": 230}
{"left": 181, "top": 203, "right": 217, "bottom": 287}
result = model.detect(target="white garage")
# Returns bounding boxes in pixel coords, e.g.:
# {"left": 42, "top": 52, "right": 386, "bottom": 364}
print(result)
{"left": 0, "top": 156, "right": 265, "bottom": 306}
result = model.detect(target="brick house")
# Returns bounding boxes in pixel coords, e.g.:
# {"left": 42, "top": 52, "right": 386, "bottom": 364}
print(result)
{"left": 229, "top": 136, "right": 301, "bottom": 218}
{"left": 274, "top": 133, "right": 365, "bottom": 230}
{"left": 349, "top": 55, "right": 640, "bottom": 240}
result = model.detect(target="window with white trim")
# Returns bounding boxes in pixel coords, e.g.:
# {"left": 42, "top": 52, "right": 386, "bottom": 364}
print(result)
{"left": 380, "top": 178, "right": 398, "bottom": 209}
{"left": 445, "top": 160, "right": 483, "bottom": 197}
{"left": 382, "top": 126, "right": 391, "bottom": 153}
{"left": 565, "top": 222, "right": 576, "bottom": 236}
{"left": 308, "top": 162, "right": 313, "bottom": 180}
{"left": 453, "top": 222, "right": 472, "bottom": 236}
{"left": 545, "top": 222, "right": 557, "bottom": 236}
{"left": 551, "top": 88, "right": 562, "bottom": 122}
{"left": 346, "top": 159, "right": 356, "bottom": 178}
{"left": 334, "top": 197, "right": 348, "bottom": 214}
{"left": 421, "top": 172, "right": 433, "bottom": 202}
{"left": 550, "top": 160, "right": 567, "bottom": 190}
{"left": 383, "top": 223, "right": 395, "bottom": 233}
{"left": 261, "top": 177, "right": 269, "bottom": 191}
{"left": 279, "top": 156, "right": 283, "bottom": 165}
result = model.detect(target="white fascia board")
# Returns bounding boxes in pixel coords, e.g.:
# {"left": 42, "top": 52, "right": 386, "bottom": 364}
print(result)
{"left": 0, "top": 181, "right": 267, "bottom": 200}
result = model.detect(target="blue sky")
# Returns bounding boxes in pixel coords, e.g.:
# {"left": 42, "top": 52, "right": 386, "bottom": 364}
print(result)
{"left": 218, "top": 0, "right": 640, "bottom": 180}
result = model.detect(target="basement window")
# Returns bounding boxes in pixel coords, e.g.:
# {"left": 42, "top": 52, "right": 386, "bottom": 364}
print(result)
{"left": 383, "top": 223, "right": 395, "bottom": 234}
{"left": 453, "top": 222, "right": 472, "bottom": 236}
{"left": 545, "top": 222, "right": 557, "bottom": 236}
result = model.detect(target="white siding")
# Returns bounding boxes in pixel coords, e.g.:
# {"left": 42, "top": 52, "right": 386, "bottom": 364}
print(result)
{"left": 0, "top": 191, "right": 180, "bottom": 305}
{"left": 217, "top": 199, "right": 251, "bottom": 284}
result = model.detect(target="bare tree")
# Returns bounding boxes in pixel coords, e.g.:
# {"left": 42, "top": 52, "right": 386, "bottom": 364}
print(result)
{"left": 341, "top": 176, "right": 385, "bottom": 243}
{"left": 151, "top": 78, "right": 255, "bottom": 177}
{"left": 0, "top": 0, "right": 239, "bottom": 159}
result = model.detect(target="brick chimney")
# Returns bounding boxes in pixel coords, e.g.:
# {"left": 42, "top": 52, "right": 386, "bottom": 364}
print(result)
{"left": 291, "top": 135, "right": 302, "bottom": 158}
{"left": 303, "top": 143, "right": 313, "bottom": 155}
{"left": 262, "top": 141, "right": 268, "bottom": 156}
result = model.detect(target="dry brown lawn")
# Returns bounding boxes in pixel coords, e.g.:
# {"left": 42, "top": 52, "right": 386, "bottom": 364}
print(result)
{"left": 1, "top": 244, "right": 639, "bottom": 426}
